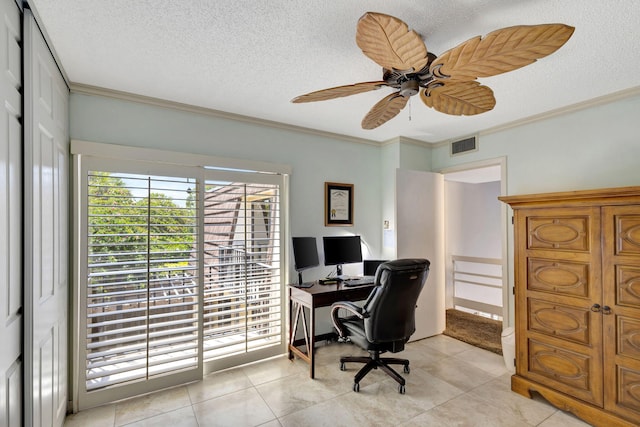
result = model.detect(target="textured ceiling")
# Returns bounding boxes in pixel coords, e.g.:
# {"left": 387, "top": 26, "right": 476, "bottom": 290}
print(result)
{"left": 30, "top": 0, "right": 640, "bottom": 144}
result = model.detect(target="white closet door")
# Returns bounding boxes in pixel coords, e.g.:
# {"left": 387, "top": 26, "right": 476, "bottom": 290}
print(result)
{"left": 396, "top": 169, "right": 445, "bottom": 340}
{"left": 0, "top": 1, "right": 22, "bottom": 426}
{"left": 24, "top": 10, "right": 69, "bottom": 427}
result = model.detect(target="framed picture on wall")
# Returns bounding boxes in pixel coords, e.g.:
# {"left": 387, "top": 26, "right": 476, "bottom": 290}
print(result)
{"left": 325, "top": 182, "right": 354, "bottom": 226}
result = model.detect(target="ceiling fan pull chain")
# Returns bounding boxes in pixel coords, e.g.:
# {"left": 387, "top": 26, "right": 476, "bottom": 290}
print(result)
{"left": 408, "top": 97, "right": 412, "bottom": 122}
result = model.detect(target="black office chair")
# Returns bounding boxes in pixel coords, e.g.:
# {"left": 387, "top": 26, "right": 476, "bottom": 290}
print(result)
{"left": 330, "top": 258, "right": 430, "bottom": 394}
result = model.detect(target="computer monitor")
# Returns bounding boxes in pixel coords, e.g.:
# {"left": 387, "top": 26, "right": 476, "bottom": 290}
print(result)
{"left": 292, "top": 237, "right": 320, "bottom": 285}
{"left": 322, "top": 235, "right": 363, "bottom": 276}
{"left": 363, "top": 259, "right": 388, "bottom": 276}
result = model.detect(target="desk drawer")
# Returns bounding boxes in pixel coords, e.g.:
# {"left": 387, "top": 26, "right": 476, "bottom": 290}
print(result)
{"left": 335, "top": 286, "right": 373, "bottom": 303}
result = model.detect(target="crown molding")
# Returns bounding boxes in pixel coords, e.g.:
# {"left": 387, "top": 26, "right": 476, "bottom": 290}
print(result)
{"left": 378, "top": 136, "right": 433, "bottom": 148}
{"left": 70, "top": 83, "right": 640, "bottom": 150}
{"left": 70, "top": 83, "right": 381, "bottom": 147}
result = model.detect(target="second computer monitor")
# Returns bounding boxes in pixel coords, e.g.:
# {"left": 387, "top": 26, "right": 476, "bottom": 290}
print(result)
{"left": 363, "top": 259, "right": 388, "bottom": 276}
{"left": 323, "top": 235, "right": 362, "bottom": 276}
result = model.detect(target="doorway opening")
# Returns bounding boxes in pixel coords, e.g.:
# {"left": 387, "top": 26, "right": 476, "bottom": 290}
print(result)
{"left": 440, "top": 160, "right": 507, "bottom": 352}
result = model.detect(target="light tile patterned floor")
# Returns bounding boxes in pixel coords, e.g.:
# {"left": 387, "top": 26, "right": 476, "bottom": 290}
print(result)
{"left": 64, "top": 335, "right": 591, "bottom": 427}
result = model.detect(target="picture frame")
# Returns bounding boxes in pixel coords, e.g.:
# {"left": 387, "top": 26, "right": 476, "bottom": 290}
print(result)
{"left": 325, "top": 182, "right": 354, "bottom": 226}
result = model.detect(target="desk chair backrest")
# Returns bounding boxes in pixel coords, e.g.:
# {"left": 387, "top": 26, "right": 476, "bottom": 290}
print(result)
{"left": 361, "top": 258, "right": 430, "bottom": 344}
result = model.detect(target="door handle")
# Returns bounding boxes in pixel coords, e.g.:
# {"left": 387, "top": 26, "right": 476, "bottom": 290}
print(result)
{"left": 590, "top": 304, "right": 601, "bottom": 312}
{"left": 602, "top": 306, "right": 612, "bottom": 315}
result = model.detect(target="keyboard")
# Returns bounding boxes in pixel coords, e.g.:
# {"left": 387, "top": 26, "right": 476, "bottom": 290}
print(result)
{"left": 342, "top": 277, "right": 374, "bottom": 287}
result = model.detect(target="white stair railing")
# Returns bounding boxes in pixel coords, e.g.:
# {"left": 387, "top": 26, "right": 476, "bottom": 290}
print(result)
{"left": 451, "top": 255, "right": 503, "bottom": 318}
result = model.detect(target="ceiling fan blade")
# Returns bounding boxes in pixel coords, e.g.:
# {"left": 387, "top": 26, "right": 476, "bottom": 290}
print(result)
{"left": 430, "top": 24, "right": 575, "bottom": 81}
{"left": 361, "top": 92, "right": 409, "bottom": 129}
{"left": 291, "top": 81, "right": 388, "bottom": 103}
{"left": 356, "top": 12, "right": 428, "bottom": 73}
{"left": 420, "top": 81, "right": 495, "bottom": 115}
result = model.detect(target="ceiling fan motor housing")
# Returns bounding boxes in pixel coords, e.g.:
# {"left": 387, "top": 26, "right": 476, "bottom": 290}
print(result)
{"left": 400, "top": 80, "right": 419, "bottom": 97}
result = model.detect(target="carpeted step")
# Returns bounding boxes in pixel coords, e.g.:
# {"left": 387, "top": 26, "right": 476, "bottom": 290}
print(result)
{"left": 443, "top": 308, "right": 502, "bottom": 355}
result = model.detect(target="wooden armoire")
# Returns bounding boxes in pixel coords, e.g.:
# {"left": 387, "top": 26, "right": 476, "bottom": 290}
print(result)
{"left": 500, "top": 186, "right": 640, "bottom": 427}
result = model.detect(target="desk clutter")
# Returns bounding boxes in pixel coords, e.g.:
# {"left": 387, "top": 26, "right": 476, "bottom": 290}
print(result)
{"left": 293, "top": 276, "right": 375, "bottom": 288}
{"left": 292, "top": 235, "right": 386, "bottom": 286}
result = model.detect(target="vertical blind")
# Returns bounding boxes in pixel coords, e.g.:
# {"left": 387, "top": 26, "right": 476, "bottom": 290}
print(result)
{"left": 85, "top": 172, "right": 199, "bottom": 390}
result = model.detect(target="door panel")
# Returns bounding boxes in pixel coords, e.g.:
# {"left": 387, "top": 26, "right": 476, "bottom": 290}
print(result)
{"left": 514, "top": 207, "right": 603, "bottom": 406}
{"left": 0, "top": 0, "right": 22, "bottom": 426}
{"left": 24, "top": 10, "right": 69, "bottom": 427}
{"left": 396, "top": 169, "right": 445, "bottom": 339}
{"left": 602, "top": 205, "right": 640, "bottom": 422}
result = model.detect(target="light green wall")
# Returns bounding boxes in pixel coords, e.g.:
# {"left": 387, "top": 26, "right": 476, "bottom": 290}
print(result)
{"left": 432, "top": 92, "right": 640, "bottom": 194}
{"left": 70, "top": 93, "right": 385, "bottom": 282}
{"left": 378, "top": 139, "right": 432, "bottom": 259}
{"left": 380, "top": 143, "right": 400, "bottom": 260}
{"left": 398, "top": 139, "right": 432, "bottom": 172}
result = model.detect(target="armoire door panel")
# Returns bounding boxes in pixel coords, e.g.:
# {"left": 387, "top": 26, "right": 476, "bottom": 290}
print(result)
{"left": 616, "top": 265, "right": 640, "bottom": 309}
{"left": 617, "top": 366, "right": 640, "bottom": 416}
{"left": 527, "top": 258, "right": 590, "bottom": 298}
{"left": 527, "top": 338, "right": 601, "bottom": 405}
{"left": 615, "top": 215, "right": 640, "bottom": 256}
{"left": 618, "top": 316, "right": 640, "bottom": 361}
{"left": 599, "top": 205, "right": 640, "bottom": 422}
{"left": 527, "top": 216, "right": 591, "bottom": 252}
{"left": 528, "top": 298, "right": 591, "bottom": 345}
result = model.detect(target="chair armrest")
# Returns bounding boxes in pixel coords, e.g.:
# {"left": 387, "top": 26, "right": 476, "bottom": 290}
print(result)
{"left": 331, "top": 301, "right": 365, "bottom": 318}
{"left": 331, "top": 301, "right": 367, "bottom": 338}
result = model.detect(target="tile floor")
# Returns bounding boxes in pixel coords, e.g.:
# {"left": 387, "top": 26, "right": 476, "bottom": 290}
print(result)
{"left": 64, "top": 335, "right": 591, "bottom": 427}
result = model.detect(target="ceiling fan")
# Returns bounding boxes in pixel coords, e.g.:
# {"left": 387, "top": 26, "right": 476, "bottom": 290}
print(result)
{"left": 292, "top": 12, "right": 574, "bottom": 130}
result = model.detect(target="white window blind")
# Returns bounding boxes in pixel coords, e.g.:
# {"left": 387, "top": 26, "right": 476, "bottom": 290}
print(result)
{"left": 85, "top": 172, "right": 199, "bottom": 390}
{"left": 202, "top": 180, "right": 282, "bottom": 361}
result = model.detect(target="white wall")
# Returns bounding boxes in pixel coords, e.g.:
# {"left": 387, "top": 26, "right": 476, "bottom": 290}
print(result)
{"left": 445, "top": 181, "right": 501, "bottom": 258}
{"left": 432, "top": 91, "right": 640, "bottom": 325}
{"left": 444, "top": 180, "right": 502, "bottom": 311}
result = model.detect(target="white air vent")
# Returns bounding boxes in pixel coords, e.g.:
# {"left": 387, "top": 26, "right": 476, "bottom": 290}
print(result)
{"left": 450, "top": 136, "right": 477, "bottom": 156}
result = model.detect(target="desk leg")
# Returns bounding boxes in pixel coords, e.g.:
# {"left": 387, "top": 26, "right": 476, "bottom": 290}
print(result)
{"left": 309, "top": 304, "right": 315, "bottom": 379}
{"left": 288, "top": 301, "right": 297, "bottom": 360}
{"left": 287, "top": 299, "right": 316, "bottom": 379}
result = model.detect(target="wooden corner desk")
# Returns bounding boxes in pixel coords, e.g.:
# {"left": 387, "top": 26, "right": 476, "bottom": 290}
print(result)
{"left": 288, "top": 281, "right": 375, "bottom": 378}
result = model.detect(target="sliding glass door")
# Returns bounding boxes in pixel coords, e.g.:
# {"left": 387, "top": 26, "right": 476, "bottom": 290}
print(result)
{"left": 75, "top": 155, "right": 285, "bottom": 409}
